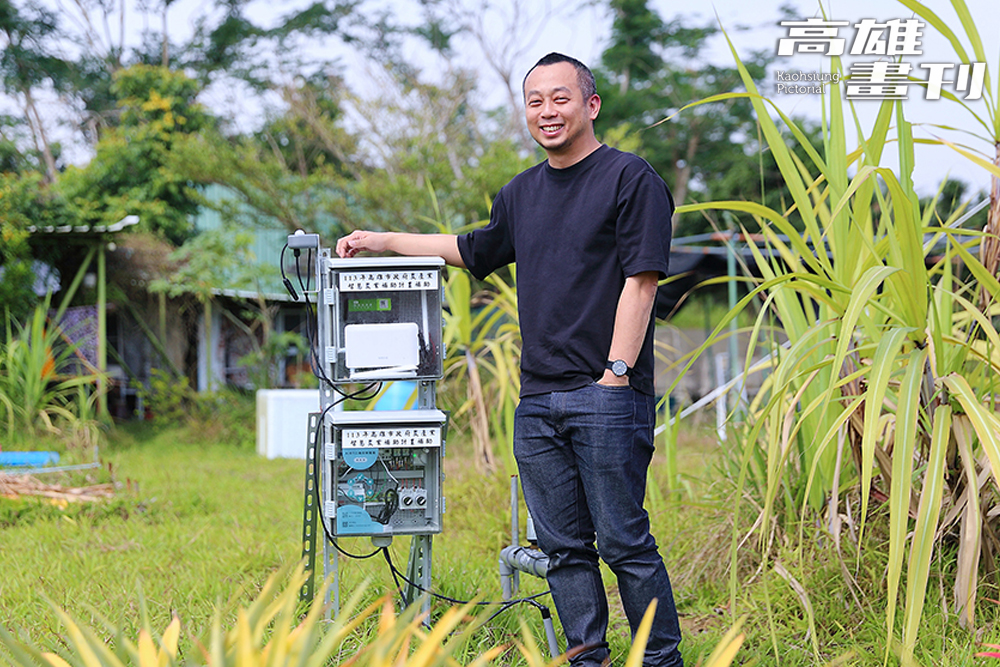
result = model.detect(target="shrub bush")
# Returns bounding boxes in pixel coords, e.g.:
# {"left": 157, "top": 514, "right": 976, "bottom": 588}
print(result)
{"left": 136, "top": 370, "right": 255, "bottom": 448}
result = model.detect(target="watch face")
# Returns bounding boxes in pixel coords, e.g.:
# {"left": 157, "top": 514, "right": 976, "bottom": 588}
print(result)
{"left": 611, "top": 360, "right": 628, "bottom": 377}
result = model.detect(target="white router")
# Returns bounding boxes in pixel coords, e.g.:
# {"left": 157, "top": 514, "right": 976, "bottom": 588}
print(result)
{"left": 344, "top": 322, "right": 420, "bottom": 379}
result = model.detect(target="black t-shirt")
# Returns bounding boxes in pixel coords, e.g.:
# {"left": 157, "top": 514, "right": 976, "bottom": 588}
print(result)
{"left": 457, "top": 144, "right": 673, "bottom": 397}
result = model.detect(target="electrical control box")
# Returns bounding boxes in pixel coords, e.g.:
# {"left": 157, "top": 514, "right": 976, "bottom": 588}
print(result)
{"left": 321, "top": 256, "right": 445, "bottom": 382}
{"left": 324, "top": 409, "right": 446, "bottom": 537}
{"left": 296, "top": 241, "right": 450, "bottom": 609}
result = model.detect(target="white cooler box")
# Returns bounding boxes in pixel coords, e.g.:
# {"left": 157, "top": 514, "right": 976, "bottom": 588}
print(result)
{"left": 256, "top": 389, "right": 320, "bottom": 459}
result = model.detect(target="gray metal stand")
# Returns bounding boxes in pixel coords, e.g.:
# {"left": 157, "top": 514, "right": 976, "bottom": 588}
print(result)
{"left": 300, "top": 251, "right": 446, "bottom": 617}
{"left": 403, "top": 534, "right": 433, "bottom": 614}
{"left": 299, "top": 413, "right": 321, "bottom": 603}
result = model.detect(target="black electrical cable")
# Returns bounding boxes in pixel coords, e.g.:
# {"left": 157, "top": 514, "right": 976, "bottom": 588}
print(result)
{"left": 480, "top": 601, "right": 518, "bottom": 625}
{"left": 279, "top": 244, "right": 299, "bottom": 300}
{"left": 316, "top": 382, "right": 383, "bottom": 418}
{"left": 380, "top": 543, "right": 552, "bottom": 608}
{"left": 288, "top": 245, "right": 317, "bottom": 372}
{"left": 296, "top": 253, "right": 336, "bottom": 389}
{"left": 345, "top": 383, "right": 384, "bottom": 402}
{"left": 380, "top": 545, "right": 554, "bottom": 630}
{"left": 312, "top": 382, "right": 385, "bottom": 561}
{"left": 288, "top": 257, "right": 334, "bottom": 396}
{"left": 382, "top": 546, "right": 409, "bottom": 609}
{"left": 481, "top": 596, "right": 551, "bottom": 627}
{"left": 295, "top": 247, "right": 385, "bottom": 400}
{"left": 376, "top": 488, "right": 400, "bottom": 525}
{"left": 295, "top": 246, "right": 305, "bottom": 289}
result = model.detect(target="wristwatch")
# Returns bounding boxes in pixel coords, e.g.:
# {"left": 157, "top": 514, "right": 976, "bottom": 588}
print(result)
{"left": 606, "top": 359, "right": 631, "bottom": 378}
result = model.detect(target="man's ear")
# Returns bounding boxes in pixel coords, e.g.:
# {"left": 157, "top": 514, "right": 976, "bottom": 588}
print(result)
{"left": 588, "top": 94, "right": 602, "bottom": 121}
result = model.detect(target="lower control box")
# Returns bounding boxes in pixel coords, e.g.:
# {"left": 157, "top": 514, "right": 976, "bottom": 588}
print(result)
{"left": 324, "top": 409, "right": 446, "bottom": 537}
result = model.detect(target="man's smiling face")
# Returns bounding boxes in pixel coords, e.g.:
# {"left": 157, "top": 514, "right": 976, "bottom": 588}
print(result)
{"left": 523, "top": 61, "right": 601, "bottom": 167}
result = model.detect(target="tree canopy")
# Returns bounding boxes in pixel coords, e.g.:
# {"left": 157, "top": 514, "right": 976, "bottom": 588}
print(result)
{"left": 0, "top": 0, "right": 988, "bottom": 318}
{"left": 593, "top": 0, "right": 778, "bottom": 234}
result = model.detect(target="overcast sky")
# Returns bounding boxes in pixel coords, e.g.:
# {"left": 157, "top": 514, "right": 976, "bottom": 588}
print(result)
{"left": 227, "top": 0, "right": 998, "bottom": 197}
{"left": 513, "top": 0, "right": 1000, "bottom": 198}
{"left": 49, "top": 0, "right": 1000, "bottom": 198}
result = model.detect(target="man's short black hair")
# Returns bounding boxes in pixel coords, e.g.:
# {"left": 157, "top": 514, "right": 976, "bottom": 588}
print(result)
{"left": 523, "top": 52, "right": 597, "bottom": 101}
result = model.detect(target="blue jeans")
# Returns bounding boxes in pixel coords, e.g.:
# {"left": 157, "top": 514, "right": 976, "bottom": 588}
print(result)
{"left": 514, "top": 383, "right": 683, "bottom": 667}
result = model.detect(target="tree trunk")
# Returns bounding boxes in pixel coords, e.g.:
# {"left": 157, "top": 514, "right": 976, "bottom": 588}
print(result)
{"left": 204, "top": 298, "right": 214, "bottom": 391}
{"left": 22, "top": 87, "right": 58, "bottom": 183}
{"left": 465, "top": 350, "right": 496, "bottom": 473}
{"left": 671, "top": 131, "right": 700, "bottom": 229}
{"left": 161, "top": 1, "right": 169, "bottom": 67}
{"left": 619, "top": 67, "right": 630, "bottom": 96}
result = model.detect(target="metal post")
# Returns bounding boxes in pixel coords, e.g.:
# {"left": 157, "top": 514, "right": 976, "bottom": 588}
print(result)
{"left": 299, "top": 413, "right": 321, "bottom": 604}
{"left": 509, "top": 476, "right": 520, "bottom": 596}
{"left": 417, "top": 380, "right": 435, "bottom": 409}
{"left": 397, "top": 379, "right": 436, "bottom": 617}
{"left": 97, "top": 242, "right": 108, "bottom": 418}
{"left": 540, "top": 607, "right": 560, "bottom": 659}
{"left": 404, "top": 534, "right": 433, "bottom": 615}
{"left": 320, "top": 253, "right": 341, "bottom": 616}
{"left": 326, "top": 538, "right": 339, "bottom": 614}
{"left": 715, "top": 354, "right": 727, "bottom": 442}
{"left": 723, "top": 219, "right": 742, "bottom": 421}
{"left": 312, "top": 250, "right": 340, "bottom": 617}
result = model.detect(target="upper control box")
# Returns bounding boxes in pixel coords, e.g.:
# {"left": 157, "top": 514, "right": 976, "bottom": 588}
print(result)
{"left": 322, "top": 256, "right": 445, "bottom": 382}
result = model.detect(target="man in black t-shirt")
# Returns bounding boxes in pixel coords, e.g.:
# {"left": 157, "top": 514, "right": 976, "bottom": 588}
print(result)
{"left": 337, "top": 52, "right": 683, "bottom": 667}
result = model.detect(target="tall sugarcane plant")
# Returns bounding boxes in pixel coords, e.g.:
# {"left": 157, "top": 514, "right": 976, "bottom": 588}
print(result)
{"left": 674, "top": 2, "right": 1000, "bottom": 661}
{"left": 418, "top": 185, "right": 522, "bottom": 476}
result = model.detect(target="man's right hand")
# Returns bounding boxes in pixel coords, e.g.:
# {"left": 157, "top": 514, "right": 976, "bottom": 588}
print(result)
{"left": 334, "top": 231, "right": 466, "bottom": 269}
{"left": 336, "top": 230, "right": 390, "bottom": 258}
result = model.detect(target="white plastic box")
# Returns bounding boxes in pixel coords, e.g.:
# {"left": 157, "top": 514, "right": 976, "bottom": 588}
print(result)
{"left": 256, "top": 389, "right": 320, "bottom": 459}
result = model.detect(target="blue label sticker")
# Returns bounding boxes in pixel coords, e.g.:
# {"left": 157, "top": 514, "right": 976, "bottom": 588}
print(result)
{"left": 336, "top": 505, "right": 387, "bottom": 534}
{"left": 343, "top": 448, "right": 379, "bottom": 470}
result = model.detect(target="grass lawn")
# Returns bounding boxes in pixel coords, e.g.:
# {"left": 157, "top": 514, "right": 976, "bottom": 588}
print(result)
{"left": 0, "top": 424, "right": 303, "bottom": 647}
{"left": 1, "top": 407, "right": 997, "bottom": 665}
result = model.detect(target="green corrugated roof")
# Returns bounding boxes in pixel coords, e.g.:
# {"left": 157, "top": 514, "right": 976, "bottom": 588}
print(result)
{"left": 193, "top": 184, "right": 331, "bottom": 301}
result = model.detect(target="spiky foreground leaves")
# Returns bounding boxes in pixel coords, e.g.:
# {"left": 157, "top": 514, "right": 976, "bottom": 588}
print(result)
{"left": 0, "top": 564, "right": 746, "bottom": 667}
